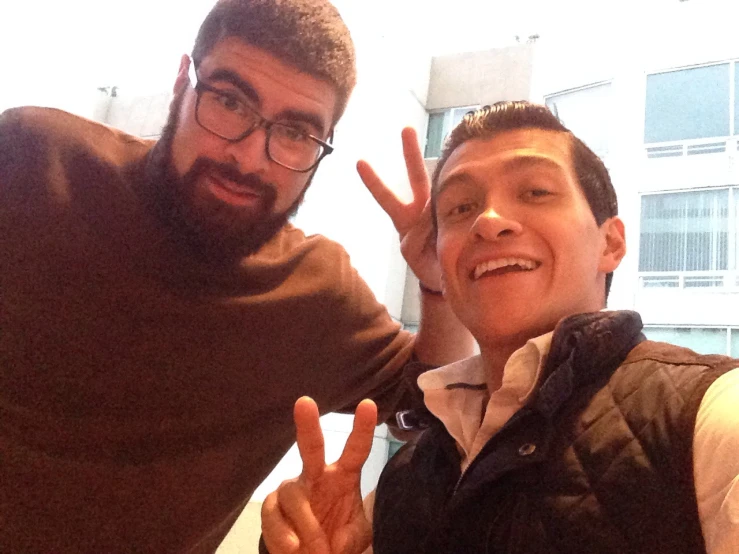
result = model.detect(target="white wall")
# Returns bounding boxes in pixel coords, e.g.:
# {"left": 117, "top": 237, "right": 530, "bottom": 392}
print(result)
{"left": 426, "top": 45, "right": 534, "bottom": 110}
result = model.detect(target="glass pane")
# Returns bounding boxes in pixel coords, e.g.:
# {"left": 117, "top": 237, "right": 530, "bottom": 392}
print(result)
{"left": 644, "top": 327, "right": 727, "bottom": 355}
{"left": 730, "top": 329, "right": 739, "bottom": 357}
{"left": 387, "top": 439, "right": 405, "bottom": 459}
{"left": 645, "top": 64, "right": 730, "bottom": 143}
{"left": 639, "top": 189, "right": 729, "bottom": 271}
{"left": 735, "top": 62, "right": 739, "bottom": 135}
{"left": 545, "top": 83, "right": 612, "bottom": 159}
{"left": 450, "top": 107, "right": 474, "bottom": 129}
{"left": 425, "top": 112, "right": 445, "bottom": 158}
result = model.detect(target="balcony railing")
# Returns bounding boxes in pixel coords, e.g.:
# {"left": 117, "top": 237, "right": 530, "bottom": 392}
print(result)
{"left": 645, "top": 137, "right": 739, "bottom": 159}
{"left": 639, "top": 271, "right": 739, "bottom": 290}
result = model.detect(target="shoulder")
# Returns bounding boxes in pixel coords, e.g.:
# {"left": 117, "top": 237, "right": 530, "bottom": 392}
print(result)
{"left": 692, "top": 368, "right": 739, "bottom": 551}
{"left": 248, "top": 223, "right": 369, "bottom": 301}
{"left": 259, "top": 223, "right": 356, "bottom": 276}
{"left": 278, "top": 224, "right": 350, "bottom": 257}
{"left": 619, "top": 340, "right": 738, "bottom": 394}
{"left": 0, "top": 106, "right": 153, "bottom": 167}
{"left": 606, "top": 341, "right": 737, "bottom": 448}
{"left": 624, "top": 339, "right": 731, "bottom": 366}
{"left": 695, "top": 367, "right": 739, "bottom": 438}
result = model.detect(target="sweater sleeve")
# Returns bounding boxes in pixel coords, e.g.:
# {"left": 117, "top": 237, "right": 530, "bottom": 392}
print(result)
{"left": 693, "top": 367, "right": 739, "bottom": 554}
{"left": 321, "top": 240, "right": 417, "bottom": 422}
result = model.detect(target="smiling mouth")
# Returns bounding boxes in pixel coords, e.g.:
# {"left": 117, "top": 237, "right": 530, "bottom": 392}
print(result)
{"left": 472, "top": 258, "right": 541, "bottom": 280}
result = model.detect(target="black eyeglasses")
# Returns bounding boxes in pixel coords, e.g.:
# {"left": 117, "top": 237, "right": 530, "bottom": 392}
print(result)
{"left": 188, "top": 60, "right": 334, "bottom": 173}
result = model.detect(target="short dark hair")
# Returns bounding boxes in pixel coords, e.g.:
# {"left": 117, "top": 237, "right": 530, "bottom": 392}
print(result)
{"left": 431, "top": 100, "right": 618, "bottom": 297}
{"left": 192, "top": 0, "right": 356, "bottom": 125}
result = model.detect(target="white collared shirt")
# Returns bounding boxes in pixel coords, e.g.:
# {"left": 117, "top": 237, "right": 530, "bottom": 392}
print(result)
{"left": 417, "top": 335, "right": 739, "bottom": 553}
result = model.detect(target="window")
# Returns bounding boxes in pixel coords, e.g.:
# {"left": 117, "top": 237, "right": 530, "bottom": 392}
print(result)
{"left": 735, "top": 65, "right": 739, "bottom": 135}
{"left": 643, "top": 326, "right": 729, "bottom": 355}
{"left": 639, "top": 189, "right": 729, "bottom": 273}
{"left": 645, "top": 62, "right": 736, "bottom": 144}
{"left": 424, "top": 105, "right": 479, "bottom": 158}
{"left": 545, "top": 82, "right": 612, "bottom": 160}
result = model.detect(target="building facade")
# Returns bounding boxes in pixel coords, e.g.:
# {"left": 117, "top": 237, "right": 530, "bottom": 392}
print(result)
{"left": 408, "top": 1, "right": 739, "bottom": 358}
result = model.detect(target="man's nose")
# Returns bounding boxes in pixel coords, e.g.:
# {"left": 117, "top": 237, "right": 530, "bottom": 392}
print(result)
{"left": 471, "top": 206, "right": 523, "bottom": 241}
{"left": 223, "top": 125, "right": 271, "bottom": 174}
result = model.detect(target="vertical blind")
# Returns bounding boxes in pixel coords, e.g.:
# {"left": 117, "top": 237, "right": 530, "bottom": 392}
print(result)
{"left": 639, "top": 189, "right": 729, "bottom": 272}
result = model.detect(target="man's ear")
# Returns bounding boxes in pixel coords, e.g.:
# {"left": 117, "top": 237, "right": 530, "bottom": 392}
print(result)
{"left": 598, "top": 216, "right": 626, "bottom": 273}
{"left": 173, "top": 54, "right": 191, "bottom": 95}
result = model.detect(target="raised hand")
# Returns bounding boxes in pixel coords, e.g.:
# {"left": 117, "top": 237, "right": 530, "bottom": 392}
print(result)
{"left": 261, "top": 397, "right": 377, "bottom": 554}
{"left": 357, "top": 127, "right": 441, "bottom": 291}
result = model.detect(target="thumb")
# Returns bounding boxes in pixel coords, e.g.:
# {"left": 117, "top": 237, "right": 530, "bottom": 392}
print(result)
{"left": 331, "top": 515, "right": 372, "bottom": 554}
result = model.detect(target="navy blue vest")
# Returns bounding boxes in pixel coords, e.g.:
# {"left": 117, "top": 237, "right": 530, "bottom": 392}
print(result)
{"left": 374, "top": 311, "right": 735, "bottom": 554}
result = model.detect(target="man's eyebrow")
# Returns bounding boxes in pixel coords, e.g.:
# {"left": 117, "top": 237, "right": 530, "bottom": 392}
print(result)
{"left": 435, "top": 173, "right": 472, "bottom": 198}
{"left": 275, "top": 109, "right": 326, "bottom": 136}
{"left": 500, "top": 154, "right": 566, "bottom": 176}
{"left": 206, "top": 69, "right": 261, "bottom": 104}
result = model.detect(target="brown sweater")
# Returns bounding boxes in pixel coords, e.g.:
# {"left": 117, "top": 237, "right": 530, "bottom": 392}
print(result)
{"left": 0, "top": 107, "right": 414, "bottom": 553}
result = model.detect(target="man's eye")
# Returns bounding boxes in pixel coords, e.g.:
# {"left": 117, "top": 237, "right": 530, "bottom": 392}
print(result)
{"left": 216, "top": 93, "right": 244, "bottom": 113}
{"left": 526, "top": 189, "right": 552, "bottom": 199}
{"left": 448, "top": 202, "right": 476, "bottom": 217}
{"left": 277, "top": 125, "right": 310, "bottom": 142}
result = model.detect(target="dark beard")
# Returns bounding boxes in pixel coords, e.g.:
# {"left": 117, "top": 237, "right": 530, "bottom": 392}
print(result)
{"left": 146, "top": 94, "right": 307, "bottom": 264}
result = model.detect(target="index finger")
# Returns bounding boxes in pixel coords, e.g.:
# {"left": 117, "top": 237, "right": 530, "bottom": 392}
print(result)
{"left": 337, "top": 399, "right": 378, "bottom": 474}
{"left": 294, "top": 396, "right": 326, "bottom": 482}
{"left": 356, "top": 160, "right": 406, "bottom": 226}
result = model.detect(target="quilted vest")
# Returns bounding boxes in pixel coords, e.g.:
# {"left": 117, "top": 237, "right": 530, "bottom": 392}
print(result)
{"left": 374, "top": 311, "right": 737, "bottom": 554}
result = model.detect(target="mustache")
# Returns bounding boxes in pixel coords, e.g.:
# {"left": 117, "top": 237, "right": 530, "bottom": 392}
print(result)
{"left": 187, "top": 157, "right": 277, "bottom": 203}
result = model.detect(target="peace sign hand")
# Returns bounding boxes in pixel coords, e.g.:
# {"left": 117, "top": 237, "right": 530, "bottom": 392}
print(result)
{"left": 357, "top": 127, "right": 441, "bottom": 291}
{"left": 261, "top": 397, "right": 377, "bottom": 554}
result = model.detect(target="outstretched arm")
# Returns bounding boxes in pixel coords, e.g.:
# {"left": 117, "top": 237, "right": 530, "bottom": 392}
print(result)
{"left": 357, "top": 128, "right": 475, "bottom": 366}
{"left": 261, "top": 397, "right": 376, "bottom": 554}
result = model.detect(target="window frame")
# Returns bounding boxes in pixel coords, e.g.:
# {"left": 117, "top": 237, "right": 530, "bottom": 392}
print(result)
{"left": 424, "top": 104, "right": 480, "bottom": 159}
{"left": 637, "top": 186, "right": 739, "bottom": 289}
{"left": 543, "top": 80, "right": 613, "bottom": 161}
{"left": 643, "top": 59, "right": 738, "bottom": 148}
{"left": 643, "top": 324, "right": 738, "bottom": 356}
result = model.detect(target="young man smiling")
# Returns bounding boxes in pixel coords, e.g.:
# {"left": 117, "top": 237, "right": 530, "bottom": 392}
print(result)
{"left": 261, "top": 102, "right": 739, "bottom": 554}
{"left": 0, "top": 1, "right": 473, "bottom": 552}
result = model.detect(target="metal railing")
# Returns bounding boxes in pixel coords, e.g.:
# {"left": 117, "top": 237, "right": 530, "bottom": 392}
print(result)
{"left": 639, "top": 271, "right": 738, "bottom": 290}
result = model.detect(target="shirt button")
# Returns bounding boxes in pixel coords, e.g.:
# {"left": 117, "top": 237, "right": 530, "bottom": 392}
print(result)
{"left": 518, "top": 443, "right": 537, "bottom": 456}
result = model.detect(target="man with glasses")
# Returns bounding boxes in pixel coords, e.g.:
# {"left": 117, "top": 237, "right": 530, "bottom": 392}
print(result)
{"left": 0, "top": 0, "right": 473, "bottom": 552}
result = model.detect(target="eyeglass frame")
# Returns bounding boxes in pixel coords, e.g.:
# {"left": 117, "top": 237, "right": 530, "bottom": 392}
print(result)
{"left": 186, "top": 58, "right": 335, "bottom": 173}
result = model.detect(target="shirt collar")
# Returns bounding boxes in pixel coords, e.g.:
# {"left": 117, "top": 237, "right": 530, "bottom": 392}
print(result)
{"left": 418, "top": 331, "right": 554, "bottom": 402}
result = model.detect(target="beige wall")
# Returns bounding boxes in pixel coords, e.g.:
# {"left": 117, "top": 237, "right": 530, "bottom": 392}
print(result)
{"left": 425, "top": 44, "right": 534, "bottom": 111}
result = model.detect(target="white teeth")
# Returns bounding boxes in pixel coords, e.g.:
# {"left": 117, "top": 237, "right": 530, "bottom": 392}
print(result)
{"left": 473, "top": 258, "right": 538, "bottom": 279}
